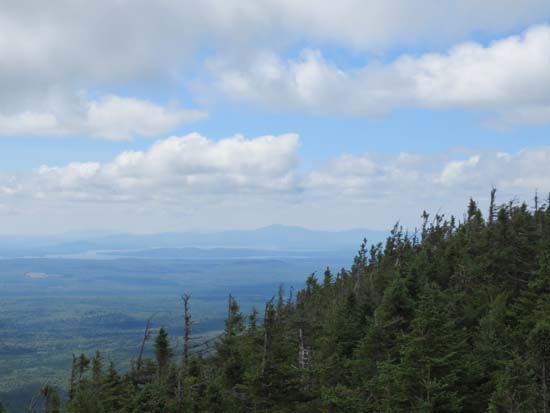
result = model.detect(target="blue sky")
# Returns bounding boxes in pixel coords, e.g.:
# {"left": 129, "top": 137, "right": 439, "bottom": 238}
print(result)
{"left": 5, "top": 109, "right": 548, "bottom": 171}
{"left": 0, "top": 1, "right": 549, "bottom": 234}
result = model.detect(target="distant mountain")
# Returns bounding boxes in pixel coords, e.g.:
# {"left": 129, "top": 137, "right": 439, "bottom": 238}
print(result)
{"left": 102, "top": 247, "right": 359, "bottom": 259}
{"left": 0, "top": 225, "right": 388, "bottom": 258}
{"left": 91, "top": 225, "right": 387, "bottom": 249}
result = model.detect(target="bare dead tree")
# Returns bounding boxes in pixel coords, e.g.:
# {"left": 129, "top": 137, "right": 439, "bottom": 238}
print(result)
{"left": 262, "top": 302, "right": 269, "bottom": 375}
{"left": 287, "top": 286, "right": 294, "bottom": 307}
{"left": 261, "top": 298, "right": 274, "bottom": 376}
{"left": 535, "top": 190, "right": 544, "bottom": 235}
{"left": 27, "top": 391, "right": 40, "bottom": 413}
{"left": 182, "top": 294, "right": 192, "bottom": 370}
{"left": 136, "top": 313, "right": 157, "bottom": 372}
{"left": 27, "top": 383, "right": 56, "bottom": 413}
{"left": 227, "top": 294, "right": 233, "bottom": 337}
{"left": 178, "top": 294, "right": 192, "bottom": 413}
{"left": 40, "top": 385, "right": 60, "bottom": 413}
{"left": 298, "top": 328, "right": 312, "bottom": 392}
{"left": 298, "top": 328, "right": 307, "bottom": 370}
{"left": 489, "top": 187, "right": 497, "bottom": 225}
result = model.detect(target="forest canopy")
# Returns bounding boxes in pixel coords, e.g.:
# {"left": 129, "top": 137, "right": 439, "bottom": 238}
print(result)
{"left": 13, "top": 192, "right": 550, "bottom": 412}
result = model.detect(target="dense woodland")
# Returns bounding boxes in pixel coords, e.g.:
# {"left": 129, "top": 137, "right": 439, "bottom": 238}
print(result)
{"left": 4, "top": 192, "right": 550, "bottom": 412}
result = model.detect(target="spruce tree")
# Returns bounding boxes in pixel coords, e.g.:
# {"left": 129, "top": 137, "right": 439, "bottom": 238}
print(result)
{"left": 154, "top": 327, "right": 173, "bottom": 379}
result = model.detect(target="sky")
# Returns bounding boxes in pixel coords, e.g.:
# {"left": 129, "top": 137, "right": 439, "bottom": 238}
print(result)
{"left": 0, "top": 0, "right": 549, "bottom": 235}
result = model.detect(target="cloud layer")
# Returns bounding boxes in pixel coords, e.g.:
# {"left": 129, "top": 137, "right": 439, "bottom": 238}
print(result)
{"left": 0, "top": 95, "right": 206, "bottom": 140}
{"left": 1, "top": 3, "right": 548, "bottom": 232}
{"left": 1, "top": 1, "right": 549, "bottom": 137}
{"left": 2, "top": 0, "right": 547, "bottom": 85}
{"left": 209, "top": 25, "right": 550, "bottom": 125}
{"left": 305, "top": 148, "right": 550, "bottom": 198}
{"left": 1, "top": 133, "right": 549, "bottom": 233}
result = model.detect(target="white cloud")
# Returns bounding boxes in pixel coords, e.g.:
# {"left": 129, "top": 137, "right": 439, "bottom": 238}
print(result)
{"left": 304, "top": 148, "right": 550, "bottom": 201}
{"left": 1, "top": 132, "right": 549, "bottom": 233}
{"left": 258, "top": 0, "right": 549, "bottom": 50}
{"left": 85, "top": 96, "right": 207, "bottom": 140}
{"left": 21, "top": 133, "right": 299, "bottom": 202}
{"left": 1, "top": 0, "right": 547, "bottom": 87}
{"left": 0, "top": 95, "right": 206, "bottom": 140}
{"left": 0, "top": 1, "right": 548, "bottom": 135}
{"left": 208, "top": 25, "right": 550, "bottom": 125}
{"left": 437, "top": 156, "right": 481, "bottom": 186}
{"left": 0, "top": 112, "right": 62, "bottom": 136}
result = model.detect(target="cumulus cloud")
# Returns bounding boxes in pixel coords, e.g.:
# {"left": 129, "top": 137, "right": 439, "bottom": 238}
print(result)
{"left": 303, "top": 147, "right": 550, "bottom": 210}
{"left": 0, "top": 95, "right": 206, "bottom": 140}
{"left": 208, "top": 25, "right": 550, "bottom": 125}
{"left": 1, "top": 0, "right": 547, "bottom": 87}
{"left": 0, "top": 112, "right": 61, "bottom": 136}
{"left": 0, "top": 1, "right": 548, "bottom": 135}
{"left": 85, "top": 96, "right": 207, "bottom": 140}
{"left": 1, "top": 132, "right": 549, "bottom": 232}
{"left": 437, "top": 156, "right": 481, "bottom": 186}
{"left": 18, "top": 133, "right": 300, "bottom": 202}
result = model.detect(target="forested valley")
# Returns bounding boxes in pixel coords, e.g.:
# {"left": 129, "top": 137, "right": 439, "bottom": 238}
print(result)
{"left": 4, "top": 193, "right": 550, "bottom": 412}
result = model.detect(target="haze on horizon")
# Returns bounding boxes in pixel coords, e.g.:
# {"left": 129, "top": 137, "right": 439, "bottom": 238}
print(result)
{"left": 0, "top": 1, "right": 549, "bottom": 235}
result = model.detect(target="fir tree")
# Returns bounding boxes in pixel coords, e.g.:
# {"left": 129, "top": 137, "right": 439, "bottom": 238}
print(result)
{"left": 154, "top": 327, "right": 173, "bottom": 379}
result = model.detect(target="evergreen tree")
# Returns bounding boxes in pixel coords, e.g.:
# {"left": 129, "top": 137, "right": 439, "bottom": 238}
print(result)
{"left": 154, "top": 327, "right": 173, "bottom": 379}
{"left": 53, "top": 194, "right": 550, "bottom": 413}
{"left": 41, "top": 385, "right": 62, "bottom": 413}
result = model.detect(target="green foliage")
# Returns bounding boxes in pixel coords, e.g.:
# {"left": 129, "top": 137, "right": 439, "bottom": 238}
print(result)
{"left": 55, "top": 194, "right": 550, "bottom": 412}
{"left": 41, "top": 384, "right": 62, "bottom": 413}
{"left": 154, "top": 327, "right": 173, "bottom": 378}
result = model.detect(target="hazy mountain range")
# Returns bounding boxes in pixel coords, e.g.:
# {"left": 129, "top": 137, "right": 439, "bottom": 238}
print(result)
{"left": 0, "top": 225, "right": 388, "bottom": 258}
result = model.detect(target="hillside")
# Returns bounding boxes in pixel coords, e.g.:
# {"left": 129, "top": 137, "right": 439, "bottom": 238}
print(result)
{"left": 5, "top": 195, "right": 550, "bottom": 412}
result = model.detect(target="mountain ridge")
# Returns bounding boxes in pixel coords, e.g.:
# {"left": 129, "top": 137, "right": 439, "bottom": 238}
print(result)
{"left": 0, "top": 225, "right": 388, "bottom": 258}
